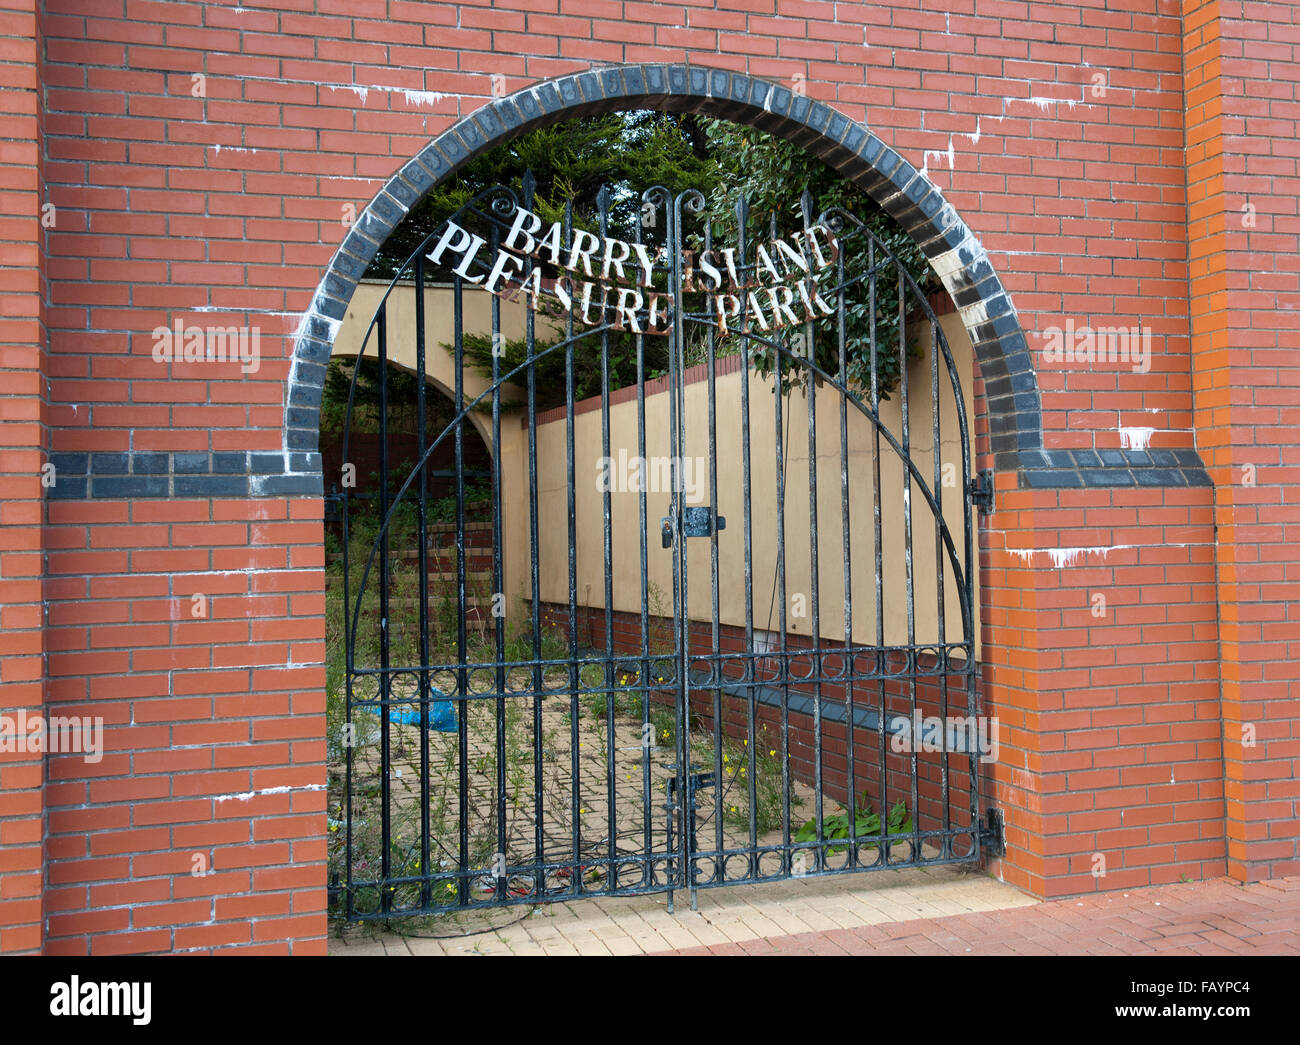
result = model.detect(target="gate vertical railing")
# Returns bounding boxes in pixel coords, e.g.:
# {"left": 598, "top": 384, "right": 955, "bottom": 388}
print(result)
{"left": 634, "top": 200, "right": 656, "bottom": 887}
{"left": 664, "top": 187, "right": 692, "bottom": 912}
{"left": 413, "top": 254, "right": 432, "bottom": 910}
{"left": 523, "top": 172, "right": 547, "bottom": 897}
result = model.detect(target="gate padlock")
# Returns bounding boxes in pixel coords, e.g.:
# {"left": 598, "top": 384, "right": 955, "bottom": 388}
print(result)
{"left": 661, "top": 507, "right": 726, "bottom": 547}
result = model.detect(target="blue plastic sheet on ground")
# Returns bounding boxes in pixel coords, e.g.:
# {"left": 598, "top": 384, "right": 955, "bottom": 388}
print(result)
{"left": 387, "top": 688, "right": 456, "bottom": 732}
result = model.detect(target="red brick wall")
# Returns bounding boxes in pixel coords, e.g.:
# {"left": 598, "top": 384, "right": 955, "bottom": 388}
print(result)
{"left": 981, "top": 488, "right": 1222, "bottom": 897}
{"left": 1183, "top": 0, "right": 1300, "bottom": 881}
{"left": 41, "top": 498, "right": 328, "bottom": 955}
{"left": 2, "top": 0, "right": 1293, "bottom": 952}
{"left": 0, "top": 0, "right": 47, "bottom": 955}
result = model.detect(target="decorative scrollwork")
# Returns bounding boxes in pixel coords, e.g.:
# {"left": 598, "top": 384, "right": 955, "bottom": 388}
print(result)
{"left": 677, "top": 187, "right": 706, "bottom": 215}
{"left": 818, "top": 204, "right": 864, "bottom": 234}
{"left": 488, "top": 185, "right": 521, "bottom": 217}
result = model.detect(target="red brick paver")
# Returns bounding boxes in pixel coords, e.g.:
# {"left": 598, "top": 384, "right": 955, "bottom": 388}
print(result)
{"left": 667, "top": 878, "right": 1300, "bottom": 956}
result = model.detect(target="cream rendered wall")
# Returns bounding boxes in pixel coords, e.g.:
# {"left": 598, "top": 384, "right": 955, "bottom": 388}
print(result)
{"left": 529, "top": 313, "right": 979, "bottom": 652}
{"left": 332, "top": 282, "right": 978, "bottom": 652}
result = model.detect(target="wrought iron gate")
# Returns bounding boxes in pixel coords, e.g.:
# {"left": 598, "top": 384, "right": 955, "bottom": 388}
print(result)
{"left": 333, "top": 172, "right": 991, "bottom": 920}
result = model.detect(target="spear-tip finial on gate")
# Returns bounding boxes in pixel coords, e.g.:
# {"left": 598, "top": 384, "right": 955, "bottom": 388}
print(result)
{"left": 799, "top": 188, "right": 815, "bottom": 230}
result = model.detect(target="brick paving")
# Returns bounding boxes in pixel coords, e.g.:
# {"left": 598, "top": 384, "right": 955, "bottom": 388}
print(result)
{"left": 331, "top": 862, "right": 1037, "bottom": 955}
{"left": 666, "top": 877, "right": 1300, "bottom": 956}
{"left": 333, "top": 870, "right": 1300, "bottom": 957}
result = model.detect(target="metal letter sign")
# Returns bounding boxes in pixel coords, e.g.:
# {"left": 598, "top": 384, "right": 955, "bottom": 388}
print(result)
{"left": 334, "top": 173, "right": 986, "bottom": 920}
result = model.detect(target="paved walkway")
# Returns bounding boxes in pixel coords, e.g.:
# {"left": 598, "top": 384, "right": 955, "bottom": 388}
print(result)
{"left": 332, "top": 869, "right": 1300, "bottom": 957}
{"left": 332, "top": 861, "right": 1037, "bottom": 955}
{"left": 668, "top": 876, "right": 1300, "bottom": 955}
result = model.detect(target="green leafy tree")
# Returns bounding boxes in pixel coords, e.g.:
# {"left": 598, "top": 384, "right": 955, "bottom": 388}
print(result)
{"left": 697, "top": 119, "right": 940, "bottom": 398}
{"left": 369, "top": 112, "right": 718, "bottom": 279}
{"left": 365, "top": 112, "right": 723, "bottom": 406}
{"left": 320, "top": 357, "right": 424, "bottom": 436}
{"left": 355, "top": 113, "right": 941, "bottom": 410}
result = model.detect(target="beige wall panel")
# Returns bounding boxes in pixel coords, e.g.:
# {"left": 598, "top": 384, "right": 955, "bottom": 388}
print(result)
{"left": 332, "top": 282, "right": 977, "bottom": 652}
{"left": 529, "top": 313, "right": 979, "bottom": 653}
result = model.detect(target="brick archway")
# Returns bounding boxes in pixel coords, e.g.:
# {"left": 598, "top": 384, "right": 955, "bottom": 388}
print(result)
{"left": 284, "top": 63, "right": 1040, "bottom": 484}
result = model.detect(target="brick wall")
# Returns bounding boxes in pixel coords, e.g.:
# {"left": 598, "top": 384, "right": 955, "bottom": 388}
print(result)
{"left": 981, "top": 487, "right": 1222, "bottom": 897}
{"left": 1, "top": 0, "right": 1294, "bottom": 952}
{"left": 0, "top": 0, "right": 47, "bottom": 955}
{"left": 41, "top": 496, "right": 327, "bottom": 954}
{"left": 1182, "top": 0, "right": 1300, "bottom": 881}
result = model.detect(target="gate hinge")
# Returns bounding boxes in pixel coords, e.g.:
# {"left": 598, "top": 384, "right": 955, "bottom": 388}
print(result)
{"left": 969, "top": 469, "right": 994, "bottom": 515}
{"left": 980, "top": 807, "right": 1005, "bottom": 857}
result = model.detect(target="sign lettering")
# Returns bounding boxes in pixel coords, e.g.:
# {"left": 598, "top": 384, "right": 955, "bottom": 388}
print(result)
{"left": 428, "top": 206, "right": 841, "bottom": 337}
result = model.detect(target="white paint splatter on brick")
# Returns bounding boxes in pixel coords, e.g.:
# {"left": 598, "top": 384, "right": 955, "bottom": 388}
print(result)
{"left": 328, "top": 85, "right": 370, "bottom": 104}
{"left": 245, "top": 497, "right": 281, "bottom": 518}
{"left": 1006, "top": 543, "right": 1198, "bottom": 570}
{"left": 292, "top": 308, "right": 340, "bottom": 345}
{"left": 1020, "top": 95, "right": 1080, "bottom": 111}
{"left": 1118, "top": 427, "right": 1157, "bottom": 451}
{"left": 917, "top": 92, "right": 1084, "bottom": 182}
{"left": 325, "top": 83, "right": 443, "bottom": 109}
{"left": 921, "top": 138, "right": 955, "bottom": 177}
{"left": 958, "top": 298, "right": 989, "bottom": 328}
{"left": 214, "top": 784, "right": 325, "bottom": 804}
{"left": 402, "top": 89, "right": 445, "bottom": 108}
{"left": 1005, "top": 545, "right": 1113, "bottom": 568}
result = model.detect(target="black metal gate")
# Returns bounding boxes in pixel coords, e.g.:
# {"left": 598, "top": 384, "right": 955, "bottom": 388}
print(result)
{"left": 333, "top": 173, "right": 991, "bottom": 919}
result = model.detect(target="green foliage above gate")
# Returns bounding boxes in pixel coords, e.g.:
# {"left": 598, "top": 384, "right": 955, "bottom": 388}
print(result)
{"left": 360, "top": 112, "right": 944, "bottom": 411}
{"left": 370, "top": 112, "right": 717, "bottom": 279}
{"left": 700, "top": 119, "right": 940, "bottom": 397}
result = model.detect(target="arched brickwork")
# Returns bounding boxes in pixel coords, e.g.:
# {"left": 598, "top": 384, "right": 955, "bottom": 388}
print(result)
{"left": 287, "top": 64, "right": 1033, "bottom": 478}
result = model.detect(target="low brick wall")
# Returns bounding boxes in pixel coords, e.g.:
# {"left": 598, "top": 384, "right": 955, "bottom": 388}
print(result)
{"left": 544, "top": 602, "right": 986, "bottom": 852}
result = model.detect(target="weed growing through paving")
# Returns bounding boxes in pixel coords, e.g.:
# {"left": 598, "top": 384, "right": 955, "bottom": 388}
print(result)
{"left": 696, "top": 724, "right": 784, "bottom": 835}
{"left": 794, "top": 795, "right": 913, "bottom": 856}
